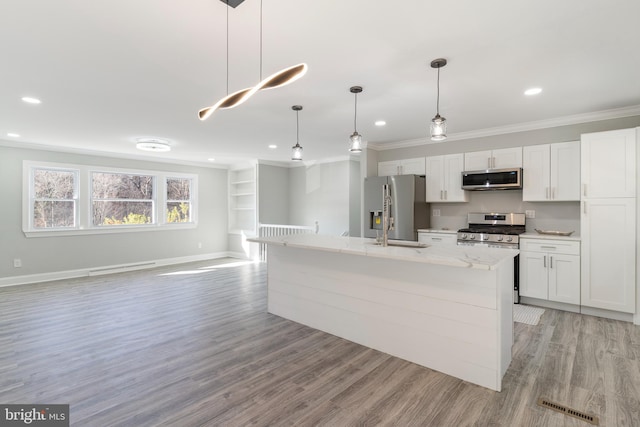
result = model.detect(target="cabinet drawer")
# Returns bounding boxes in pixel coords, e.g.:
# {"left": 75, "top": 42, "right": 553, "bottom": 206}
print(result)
{"left": 418, "top": 233, "right": 457, "bottom": 246}
{"left": 520, "top": 239, "right": 580, "bottom": 255}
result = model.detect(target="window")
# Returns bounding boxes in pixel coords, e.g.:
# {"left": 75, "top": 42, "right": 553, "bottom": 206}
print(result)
{"left": 24, "top": 161, "right": 197, "bottom": 236}
{"left": 92, "top": 172, "right": 154, "bottom": 226}
{"left": 30, "top": 167, "right": 78, "bottom": 229}
{"left": 166, "top": 177, "right": 192, "bottom": 223}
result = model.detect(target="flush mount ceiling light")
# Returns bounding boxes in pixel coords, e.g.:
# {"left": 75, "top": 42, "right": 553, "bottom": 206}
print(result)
{"left": 291, "top": 105, "right": 303, "bottom": 161}
{"left": 524, "top": 87, "right": 542, "bottom": 96}
{"left": 375, "top": 120, "right": 386, "bottom": 127}
{"left": 7, "top": 133, "right": 20, "bottom": 138}
{"left": 349, "top": 86, "right": 363, "bottom": 153}
{"left": 136, "top": 138, "right": 171, "bottom": 152}
{"left": 198, "top": 0, "right": 307, "bottom": 120}
{"left": 430, "top": 58, "right": 448, "bottom": 141}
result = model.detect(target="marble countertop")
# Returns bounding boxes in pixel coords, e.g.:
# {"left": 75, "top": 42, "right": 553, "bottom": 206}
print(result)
{"left": 520, "top": 231, "right": 581, "bottom": 241}
{"left": 249, "top": 234, "right": 518, "bottom": 271}
{"left": 417, "top": 229, "right": 458, "bottom": 234}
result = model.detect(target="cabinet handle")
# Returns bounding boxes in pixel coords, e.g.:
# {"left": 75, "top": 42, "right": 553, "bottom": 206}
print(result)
{"left": 541, "top": 246, "right": 556, "bottom": 250}
{"left": 550, "top": 256, "right": 553, "bottom": 269}
{"left": 543, "top": 255, "right": 546, "bottom": 268}
{"left": 440, "top": 190, "right": 443, "bottom": 200}
{"left": 432, "top": 237, "right": 442, "bottom": 241}
{"left": 545, "top": 187, "right": 549, "bottom": 199}
{"left": 582, "top": 184, "right": 587, "bottom": 197}
{"left": 488, "top": 158, "right": 491, "bottom": 169}
{"left": 444, "top": 190, "right": 448, "bottom": 200}
{"left": 552, "top": 187, "right": 555, "bottom": 199}
{"left": 583, "top": 202, "right": 587, "bottom": 214}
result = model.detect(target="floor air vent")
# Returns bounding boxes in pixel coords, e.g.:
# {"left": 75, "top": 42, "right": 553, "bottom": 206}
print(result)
{"left": 537, "top": 397, "right": 599, "bottom": 425}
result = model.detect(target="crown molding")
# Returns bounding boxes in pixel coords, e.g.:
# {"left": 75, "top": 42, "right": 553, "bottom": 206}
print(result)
{"left": 369, "top": 104, "right": 640, "bottom": 151}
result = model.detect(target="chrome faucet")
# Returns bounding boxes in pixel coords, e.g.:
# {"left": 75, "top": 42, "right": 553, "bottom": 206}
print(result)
{"left": 382, "top": 184, "right": 394, "bottom": 247}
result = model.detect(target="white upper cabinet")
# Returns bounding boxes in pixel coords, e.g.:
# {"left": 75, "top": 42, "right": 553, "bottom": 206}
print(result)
{"left": 425, "top": 154, "right": 468, "bottom": 202}
{"left": 464, "top": 147, "right": 522, "bottom": 170}
{"left": 581, "top": 128, "right": 636, "bottom": 199}
{"left": 523, "top": 141, "right": 580, "bottom": 201}
{"left": 378, "top": 157, "right": 425, "bottom": 176}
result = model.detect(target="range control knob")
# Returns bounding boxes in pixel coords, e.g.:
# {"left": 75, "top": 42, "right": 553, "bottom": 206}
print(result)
{"left": 506, "top": 236, "right": 513, "bottom": 242}
{"left": 470, "top": 235, "right": 476, "bottom": 240}
{"left": 462, "top": 234, "right": 468, "bottom": 239}
{"left": 497, "top": 236, "right": 504, "bottom": 241}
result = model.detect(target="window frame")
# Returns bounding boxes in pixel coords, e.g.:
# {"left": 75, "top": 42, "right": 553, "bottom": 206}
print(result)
{"left": 23, "top": 161, "right": 198, "bottom": 237}
{"left": 90, "top": 170, "right": 157, "bottom": 228}
{"left": 165, "top": 176, "right": 195, "bottom": 224}
{"left": 27, "top": 165, "right": 80, "bottom": 231}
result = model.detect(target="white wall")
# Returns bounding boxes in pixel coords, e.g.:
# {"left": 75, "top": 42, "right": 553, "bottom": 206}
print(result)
{"left": 0, "top": 145, "right": 229, "bottom": 282}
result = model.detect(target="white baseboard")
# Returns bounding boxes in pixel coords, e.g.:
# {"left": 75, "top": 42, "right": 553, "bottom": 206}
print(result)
{"left": 0, "top": 251, "right": 240, "bottom": 288}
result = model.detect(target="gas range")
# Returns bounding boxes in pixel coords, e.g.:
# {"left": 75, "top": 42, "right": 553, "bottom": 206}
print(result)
{"left": 457, "top": 213, "right": 526, "bottom": 249}
{"left": 457, "top": 213, "right": 526, "bottom": 304}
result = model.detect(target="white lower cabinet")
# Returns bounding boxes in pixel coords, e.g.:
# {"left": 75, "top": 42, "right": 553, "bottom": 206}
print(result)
{"left": 418, "top": 232, "right": 457, "bottom": 246}
{"left": 519, "top": 238, "right": 580, "bottom": 304}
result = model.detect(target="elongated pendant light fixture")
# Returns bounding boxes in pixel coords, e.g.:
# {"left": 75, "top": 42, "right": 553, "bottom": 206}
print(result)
{"left": 349, "top": 86, "right": 363, "bottom": 153}
{"left": 430, "top": 58, "right": 447, "bottom": 141}
{"left": 198, "top": 0, "right": 308, "bottom": 120}
{"left": 291, "top": 105, "right": 303, "bottom": 161}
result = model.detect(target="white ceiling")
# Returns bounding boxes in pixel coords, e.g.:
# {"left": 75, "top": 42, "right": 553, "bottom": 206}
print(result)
{"left": 2, "top": 0, "right": 640, "bottom": 167}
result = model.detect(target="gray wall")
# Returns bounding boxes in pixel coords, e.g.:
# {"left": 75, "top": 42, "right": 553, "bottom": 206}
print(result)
{"left": 376, "top": 115, "right": 640, "bottom": 162}
{"left": 289, "top": 160, "right": 351, "bottom": 236}
{"left": 0, "top": 145, "right": 228, "bottom": 279}
{"left": 370, "top": 115, "right": 640, "bottom": 233}
{"left": 258, "top": 163, "right": 290, "bottom": 224}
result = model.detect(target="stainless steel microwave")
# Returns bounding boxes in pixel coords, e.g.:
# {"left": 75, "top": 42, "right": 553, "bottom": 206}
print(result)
{"left": 461, "top": 168, "right": 522, "bottom": 190}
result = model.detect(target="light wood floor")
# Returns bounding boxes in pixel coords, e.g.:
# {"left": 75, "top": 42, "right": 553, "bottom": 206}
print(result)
{"left": 1, "top": 259, "right": 639, "bottom": 426}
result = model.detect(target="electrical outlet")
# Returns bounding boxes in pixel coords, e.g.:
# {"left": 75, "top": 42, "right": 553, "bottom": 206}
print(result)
{"left": 525, "top": 210, "right": 536, "bottom": 219}
{"left": 433, "top": 209, "right": 441, "bottom": 217}
{"left": 198, "top": 242, "right": 202, "bottom": 249}
{"left": 13, "top": 258, "right": 22, "bottom": 268}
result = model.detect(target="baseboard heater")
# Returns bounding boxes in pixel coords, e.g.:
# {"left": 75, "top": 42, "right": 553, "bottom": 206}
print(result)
{"left": 88, "top": 262, "right": 156, "bottom": 276}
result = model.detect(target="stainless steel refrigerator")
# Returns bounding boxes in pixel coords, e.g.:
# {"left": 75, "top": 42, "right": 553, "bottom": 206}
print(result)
{"left": 363, "top": 175, "right": 429, "bottom": 241}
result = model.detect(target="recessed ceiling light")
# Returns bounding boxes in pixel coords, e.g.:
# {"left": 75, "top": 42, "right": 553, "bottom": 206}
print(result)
{"left": 375, "top": 120, "right": 386, "bottom": 126}
{"left": 21, "top": 96, "right": 41, "bottom": 104}
{"left": 135, "top": 138, "right": 171, "bottom": 152}
{"left": 208, "top": 158, "right": 216, "bottom": 162}
{"left": 268, "top": 144, "right": 277, "bottom": 149}
{"left": 524, "top": 87, "right": 542, "bottom": 96}
{"left": 7, "top": 133, "right": 20, "bottom": 138}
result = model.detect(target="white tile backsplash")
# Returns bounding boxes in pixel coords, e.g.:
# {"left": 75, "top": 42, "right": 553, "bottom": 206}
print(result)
{"left": 429, "top": 190, "right": 580, "bottom": 233}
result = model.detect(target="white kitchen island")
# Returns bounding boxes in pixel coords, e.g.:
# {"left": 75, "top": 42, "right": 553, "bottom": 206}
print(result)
{"left": 250, "top": 234, "right": 518, "bottom": 392}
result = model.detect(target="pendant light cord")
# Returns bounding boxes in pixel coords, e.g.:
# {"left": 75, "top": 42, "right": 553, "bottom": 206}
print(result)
{"left": 436, "top": 66, "right": 440, "bottom": 116}
{"left": 353, "top": 92, "right": 358, "bottom": 132}
{"left": 227, "top": 2, "right": 229, "bottom": 95}
{"left": 296, "top": 109, "right": 300, "bottom": 144}
{"left": 260, "top": 0, "right": 263, "bottom": 81}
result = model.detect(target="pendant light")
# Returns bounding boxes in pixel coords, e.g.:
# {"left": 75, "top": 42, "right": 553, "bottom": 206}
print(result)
{"left": 430, "top": 58, "right": 447, "bottom": 141}
{"left": 198, "top": 0, "right": 308, "bottom": 120}
{"left": 291, "top": 105, "right": 303, "bottom": 161}
{"left": 349, "top": 86, "right": 363, "bottom": 153}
